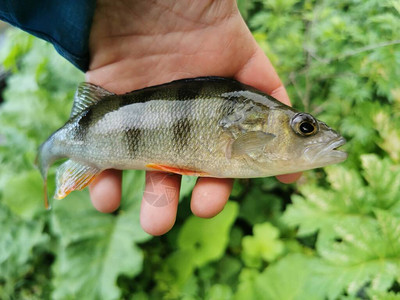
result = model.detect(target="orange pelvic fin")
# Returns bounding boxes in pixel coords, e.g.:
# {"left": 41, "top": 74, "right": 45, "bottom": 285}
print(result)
{"left": 54, "top": 159, "right": 100, "bottom": 200}
{"left": 146, "top": 163, "right": 209, "bottom": 176}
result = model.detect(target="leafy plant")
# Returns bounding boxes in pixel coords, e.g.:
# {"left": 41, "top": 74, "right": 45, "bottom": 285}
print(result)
{"left": 1, "top": 0, "right": 400, "bottom": 298}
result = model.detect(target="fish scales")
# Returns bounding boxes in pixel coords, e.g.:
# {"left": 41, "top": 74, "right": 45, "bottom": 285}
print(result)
{"left": 76, "top": 83, "right": 237, "bottom": 172}
{"left": 37, "top": 76, "right": 347, "bottom": 202}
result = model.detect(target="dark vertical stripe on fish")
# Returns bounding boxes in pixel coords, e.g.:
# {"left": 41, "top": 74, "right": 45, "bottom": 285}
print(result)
{"left": 77, "top": 109, "right": 93, "bottom": 141}
{"left": 172, "top": 116, "right": 191, "bottom": 155}
{"left": 124, "top": 127, "right": 142, "bottom": 158}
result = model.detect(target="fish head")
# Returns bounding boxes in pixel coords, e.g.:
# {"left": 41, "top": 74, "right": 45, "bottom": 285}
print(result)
{"left": 248, "top": 108, "right": 348, "bottom": 175}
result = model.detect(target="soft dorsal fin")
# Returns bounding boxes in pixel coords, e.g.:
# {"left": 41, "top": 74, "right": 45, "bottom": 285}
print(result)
{"left": 70, "top": 82, "right": 115, "bottom": 118}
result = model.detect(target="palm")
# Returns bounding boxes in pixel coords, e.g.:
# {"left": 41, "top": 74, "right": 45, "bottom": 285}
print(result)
{"left": 86, "top": 0, "right": 300, "bottom": 235}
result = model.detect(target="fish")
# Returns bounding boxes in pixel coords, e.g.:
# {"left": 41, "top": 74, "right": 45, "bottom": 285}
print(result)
{"left": 37, "top": 76, "right": 347, "bottom": 207}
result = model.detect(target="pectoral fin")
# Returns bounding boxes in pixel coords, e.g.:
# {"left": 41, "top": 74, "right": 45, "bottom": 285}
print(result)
{"left": 231, "top": 131, "right": 275, "bottom": 157}
{"left": 55, "top": 160, "right": 101, "bottom": 200}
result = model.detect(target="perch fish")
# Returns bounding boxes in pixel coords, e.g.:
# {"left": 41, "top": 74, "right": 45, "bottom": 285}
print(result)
{"left": 37, "top": 77, "right": 347, "bottom": 206}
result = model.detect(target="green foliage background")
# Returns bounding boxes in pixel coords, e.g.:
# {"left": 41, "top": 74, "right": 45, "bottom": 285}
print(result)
{"left": 0, "top": 0, "right": 399, "bottom": 299}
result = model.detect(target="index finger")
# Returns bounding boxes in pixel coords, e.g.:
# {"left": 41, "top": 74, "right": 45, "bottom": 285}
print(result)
{"left": 235, "top": 47, "right": 291, "bottom": 105}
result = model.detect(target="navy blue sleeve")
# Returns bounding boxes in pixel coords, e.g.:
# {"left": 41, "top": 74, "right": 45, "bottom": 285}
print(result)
{"left": 0, "top": 0, "right": 96, "bottom": 71}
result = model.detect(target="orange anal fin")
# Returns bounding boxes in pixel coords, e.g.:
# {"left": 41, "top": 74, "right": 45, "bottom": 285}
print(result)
{"left": 146, "top": 164, "right": 209, "bottom": 176}
{"left": 55, "top": 175, "right": 97, "bottom": 200}
{"left": 54, "top": 160, "right": 100, "bottom": 200}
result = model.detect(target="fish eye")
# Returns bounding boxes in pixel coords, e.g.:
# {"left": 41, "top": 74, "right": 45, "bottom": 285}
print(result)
{"left": 290, "top": 113, "right": 319, "bottom": 136}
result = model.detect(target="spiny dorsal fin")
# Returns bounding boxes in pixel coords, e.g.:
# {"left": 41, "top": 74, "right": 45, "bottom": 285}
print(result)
{"left": 70, "top": 82, "right": 115, "bottom": 118}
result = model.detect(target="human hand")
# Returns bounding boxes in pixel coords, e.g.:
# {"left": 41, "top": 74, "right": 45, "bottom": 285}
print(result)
{"left": 86, "top": 0, "right": 301, "bottom": 235}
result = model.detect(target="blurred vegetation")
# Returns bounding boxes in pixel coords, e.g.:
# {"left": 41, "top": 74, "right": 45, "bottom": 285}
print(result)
{"left": 0, "top": 0, "right": 399, "bottom": 299}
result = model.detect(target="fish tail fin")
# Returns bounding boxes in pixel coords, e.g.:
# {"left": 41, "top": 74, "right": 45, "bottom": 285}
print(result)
{"left": 36, "top": 136, "right": 57, "bottom": 209}
{"left": 54, "top": 160, "right": 100, "bottom": 200}
{"left": 43, "top": 180, "right": 50, "bottom": 210}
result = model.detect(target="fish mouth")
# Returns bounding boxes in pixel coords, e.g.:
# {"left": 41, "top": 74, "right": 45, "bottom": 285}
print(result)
{"left": 305, "top": 137, "right": 348, "bottom": 165}
{"left": 329, "top": 137, "right": 347, "bottom": 152}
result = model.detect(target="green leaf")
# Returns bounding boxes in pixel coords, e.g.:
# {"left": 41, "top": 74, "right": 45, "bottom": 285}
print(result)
{"left": 368, "top": 290, "right": 400, "bottom": 300}
{"left": 361, "top": 154, "right": 400, "bottom": 210}
{"left": 205, "top": 284, "right": 233, "bottom": 300}
{"left": 159, "top": 250, "right": 197, "bottom": 291}
{"left": 241, "top": 222, "right": 284, "bottom": 268}
{"left": 374, "top": 110, "right": 400, "bottom": 163}
{"left": 51, "top": 173, "right": 150, "bottom": 300}
{"left": 180, "top": 176, "right": 197, "bottom": 200}
{"left": 282, "top": 154, "right": 400, "bottom": 298}
{"left": 178, "top": 201, "right": 239, "bottom": 267}
{"left": 262, "top": 0, "right": 300, "bottom": 13}
{"left": 215, "top": 255, "right": 242, "bottom": 285}
{"left": 282, "top": 186, "right": 350, "bottom": 236}
{"left": 2, "top": 1, "right": 400, "bottom": 298}
{"left": 252, "top": 254, "right": 323, "bottom": 300}
{"left": 234, "top": 268, "right": 260, "bottom": 300}
{"left": 155, "top": 202, "right": 238, "bottom": 297}
{"left": 0, "top": 204, "right": 47, "bottom": 298}
{"left": 121, "top": 170, "right": 145, "bottom": 209}
{"left": 239, "top": 187, "right": 283, "bottom": 227}
{"left": 283, "top": 155, "right": 400, "bottom": 236}
{"left": 0, "top": 29, "right": 34, "bottom": 71}
{"left": 2, "top": 170, "right": 43, "bottom": 220}
{"left": 313, "top": 211, "right": 400, "bottom": 297}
